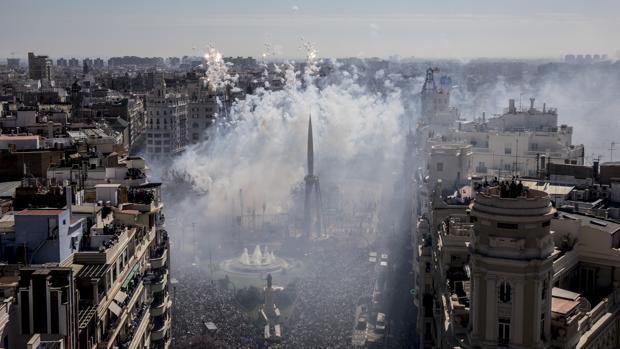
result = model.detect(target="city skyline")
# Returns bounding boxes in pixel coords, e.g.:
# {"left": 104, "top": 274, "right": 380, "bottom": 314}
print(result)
{"left": 1, "top": 0, "right": 619, "bottom": 59}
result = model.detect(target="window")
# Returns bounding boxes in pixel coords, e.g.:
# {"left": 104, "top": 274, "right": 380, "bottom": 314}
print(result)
{"left": 48, "top": 218, "right": 59, "bottom": 240}
{"left": 505, "top": 145, "right": 512, "bottom": 155}
{"left": 579, "top": 268, "right": 596, "bottom": 294}
{"left": 541, "top": 280, "right": 548, "bottom": 300}
{"left": 497, "top": 222, "right": 518, "bottom": 229}
{"left": 540, "top": 313, "right": 545, "bottom": 340}
{"left": 499, "top": 281, "right": 511, "bottom": 303}
{"left": 436, "top": 162, "right": 444, "bottom": 172}
{"left": 498, "top": 318, "right": 510, "bottom": 345}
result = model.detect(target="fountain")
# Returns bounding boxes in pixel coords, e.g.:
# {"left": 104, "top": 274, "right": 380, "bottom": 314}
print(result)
{"left": 220, "top": 245, "right": 291, "bottom": 274}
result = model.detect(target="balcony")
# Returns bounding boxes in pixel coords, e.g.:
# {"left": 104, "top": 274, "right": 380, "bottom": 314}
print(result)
{"left": 145, "top": 270, "right": 168, "bottom": 293}
{"left": 98, "top": 282, "right": 145, "bottom": 349}
{"left": 151, "top": 293, "right": 170, "bottom": 317}
{"left": 150, "top": 253, "right": 167, "bottom": 269}
{"left": 150, "top": 336, "right": 171, "bottom": 349}
{"left": 150, "top": 316, "right": 170, "bottom": 341}
{"left": 150, "top": 241, "right": 168, "bottom": 269}
{"left": 156, "top": 213, "right": 165, "bottom": 227}
{"left": 118, "top": 304, "right": 150, "bottom": 349}
{"left": 475, "top": 166, "right": 488, "bottom": 174}
{"left": 552, "top": 249, "right": 578, "bottom": 282}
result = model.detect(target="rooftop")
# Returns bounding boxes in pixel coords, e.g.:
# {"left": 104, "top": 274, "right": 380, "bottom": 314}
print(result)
{"left": 551, "top": 287, "right": 581, "bottom": 316}
{"left": 556, "top": 211, "right": 620, "bottom": 235}
{"left": 95, "top": 183, "right": 122, "bottom": 188}
{"left": 0, "top": 135, "right": 40, "bottom": 140}
{"left": 521, "top": 180, "right": 574, "bottom": 196}
{"left": 17, "top": 209, "right": 65, "bottom": 216}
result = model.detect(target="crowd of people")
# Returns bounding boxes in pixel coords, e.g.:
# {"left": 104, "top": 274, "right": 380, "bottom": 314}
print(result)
{"left": 171, "top": 266, "right": 261, "bottom": 348}
{"left": 171, "top": 241, "right": 377, "bottom": 348}
{"left": 282, "top": 243, "right": 376, "bottom": 348}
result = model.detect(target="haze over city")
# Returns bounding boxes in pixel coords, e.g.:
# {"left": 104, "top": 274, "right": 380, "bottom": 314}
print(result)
{"left": 0, "top": 2, "right": 619, "bottom": 349}
{"left": 2, "top": 0, "right": 619, "bottom": 58}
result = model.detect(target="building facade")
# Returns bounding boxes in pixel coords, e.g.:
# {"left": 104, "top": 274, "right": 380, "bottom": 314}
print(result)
{"left": 145, "top": 75, "right": 188, "bottom": 157}
{"left": 27, "top": 53, "right": 52, "bottom": 81}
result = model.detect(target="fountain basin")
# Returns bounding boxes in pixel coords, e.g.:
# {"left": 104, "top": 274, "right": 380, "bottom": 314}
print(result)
{"left": 220, "top": 245, "right": 291, "bottom": 274}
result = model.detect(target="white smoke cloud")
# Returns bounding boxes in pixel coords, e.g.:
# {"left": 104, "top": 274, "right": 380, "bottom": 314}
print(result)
{"left": 165, "top": 48, "right": 406, "bottom": 255}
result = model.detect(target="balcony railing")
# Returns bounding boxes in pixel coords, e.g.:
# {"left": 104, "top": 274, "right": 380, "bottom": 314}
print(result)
{"left": 151, "top": 315, "right": 170, "bottom": 341}
{"left": 99, "top": 282, "right": 145, "bottom": 348}
{"left": 151, "top": 294, "right": 169, "bottom": 317}
{"left": 118, "top": 304, "right": 149, "bottom": 349}
{"left": 144, "top": 270, "right": 168, "bottom": 293}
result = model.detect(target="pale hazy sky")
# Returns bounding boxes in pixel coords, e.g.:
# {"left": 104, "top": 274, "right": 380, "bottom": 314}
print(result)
{"left": 2, "top": 0, "right": 619, "bottom": 59}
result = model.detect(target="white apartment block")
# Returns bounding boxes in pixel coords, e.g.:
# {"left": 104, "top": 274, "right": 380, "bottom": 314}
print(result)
{"left": 145, "top": 76, "right": 188, "bottom": 157}
{"left": 447, "top": 99, "right": 584, "bottom": 178}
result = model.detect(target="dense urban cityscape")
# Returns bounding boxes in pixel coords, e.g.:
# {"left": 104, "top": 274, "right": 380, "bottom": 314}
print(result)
{"left": 1, "top": 2, "right": 620, "bottom": 349}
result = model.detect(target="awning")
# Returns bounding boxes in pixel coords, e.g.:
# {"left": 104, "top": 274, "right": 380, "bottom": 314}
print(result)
{"left": 108, "top": 301, "right": 122, "bottom": 317}
{"left": 114, "top": 290, "right": 128, "bottom": 304}
{"left": 274, "top": 324, "right": 281, "bottom": 337}
{"left": 204, "top": 322, "right": 218, "bottom": 331}
{"left": 121, "top": 264, "right": 140, "bottom": 290}
{"left": 264, "top": 325, "right": 270, "bottom": 339}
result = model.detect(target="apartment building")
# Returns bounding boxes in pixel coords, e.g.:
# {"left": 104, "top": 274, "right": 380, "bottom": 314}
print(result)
{"left": 0, "top": 141, "right": 171, "bottom": 349}
{"left": 145, "top": 75, "right": 188, "bottom": 157}
{"left": 448, "top": 99, "right": 585, "bottom": 178}
{"left": 414, "top": 72, "right": 620, "bottom": 349}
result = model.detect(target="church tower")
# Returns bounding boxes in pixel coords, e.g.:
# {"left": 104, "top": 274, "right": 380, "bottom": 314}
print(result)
{"left": 469, "top": 186, "right": 554, "bottom": 348}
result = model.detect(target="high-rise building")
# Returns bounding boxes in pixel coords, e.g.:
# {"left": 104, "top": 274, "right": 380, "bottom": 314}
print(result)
{"left": 186, "top": 81, "right": 219, "bottom": 144}
{"left": 6, "top": 58, "right": 20, "bottom": 68}
{"left": 93, "top": 58, "right": 104, "bottom": 69}
{"left": 27, "top": 52, "right": 52, "bottom": 81}
{"left": 68, "top": 58, "right": 79, "bottom": 68}
{"left": 145, "top": 74, "right": 188, "bottom": 157}
{"left": 56, "top": 57, "right": 68, "bottom": 67}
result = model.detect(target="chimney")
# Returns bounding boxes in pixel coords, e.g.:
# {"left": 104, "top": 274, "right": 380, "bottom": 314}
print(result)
{"left": 508, "top": 99, "right": 516, "bottom": 114}
{"left": 540, "top": 155, "right": 547, "bottom": 177}
{"left": 529, "top": 97, "right": 535, "bottom": 111}
{"left": 482, "top": 112, "right": 486, "bottom": 123}
{"left": 543, "top": 103, "right": 546, "bottom": 113}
